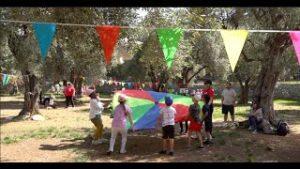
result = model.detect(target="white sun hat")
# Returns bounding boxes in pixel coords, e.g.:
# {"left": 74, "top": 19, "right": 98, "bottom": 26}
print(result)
{"left": 85, "top": 89, "right": 95, "bottom": 96}
{"left": 194, "top": 92, "right": 202, "bottom": 101}
{"left": 118, "top": 94, "right": 127, "bottom": 102}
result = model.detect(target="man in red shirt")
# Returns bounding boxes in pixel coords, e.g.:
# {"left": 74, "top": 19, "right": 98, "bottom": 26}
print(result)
{"left": 64, "top": 82, "right": 75, "bottom": 108}
{"left": 201, "top": 79, "right": 215, "bottom": 138}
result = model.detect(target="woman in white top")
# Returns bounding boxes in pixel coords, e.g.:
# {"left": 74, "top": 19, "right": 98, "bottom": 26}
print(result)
{"left": 86, "top": 89, "right": 107, "bottom": 145}
{"left": 248, "top": 101, "right": 263, "bottom": 134}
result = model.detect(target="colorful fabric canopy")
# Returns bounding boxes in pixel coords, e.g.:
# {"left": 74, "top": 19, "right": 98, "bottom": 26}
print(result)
{"left": 112, "top": 90, "right": 203, "bottom": 130}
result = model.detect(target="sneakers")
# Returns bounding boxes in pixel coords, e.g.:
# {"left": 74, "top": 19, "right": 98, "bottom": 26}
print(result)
{"left": 252, "top": 130, "right": 257, "bottom": 134}
{"left": 159, "top": 150, "right": 174, "bottom": 156}
{"left": 168, "top": 152, "right": 174, "bottom": 156}
{"left": 191, "top": 135, "right": 197, "bottom": 139}
{"left": 92, "top": 138, "right": 108, "bottom": 145}
{"left": 203, "top": 140, "right": 213, "bottom": 145}
{"left": 99, "top": 138, "right": 108, "bottom": 143}
{"left": 248, "top": 126, "right": 252, "bottom": 131}
{"left": 92, "top": 140, "right": 103, "bottom": 145}
{"left": 198, "top": 145, "right": 204, "bottom": 149}
{"left": 106, "top": 150, "right": 126, "bottom": 155}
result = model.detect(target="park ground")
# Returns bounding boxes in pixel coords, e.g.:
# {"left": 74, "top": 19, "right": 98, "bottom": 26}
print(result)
{"left": 1, "top": 94, "right": 300, "bottom": 162}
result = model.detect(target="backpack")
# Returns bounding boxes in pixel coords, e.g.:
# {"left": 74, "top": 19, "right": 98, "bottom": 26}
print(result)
{"left": 276, "top": 120, "right": 289, "bottom": 136}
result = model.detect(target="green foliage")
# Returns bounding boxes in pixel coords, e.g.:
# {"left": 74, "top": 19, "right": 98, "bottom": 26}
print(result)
{"left": 1, "top": 7, "right": 299, "bottom": 92}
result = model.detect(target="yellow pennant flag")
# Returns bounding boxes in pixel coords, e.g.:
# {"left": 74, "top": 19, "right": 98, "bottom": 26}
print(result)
{"left": 220, "top": 30, "right": 249, "bottom": 71}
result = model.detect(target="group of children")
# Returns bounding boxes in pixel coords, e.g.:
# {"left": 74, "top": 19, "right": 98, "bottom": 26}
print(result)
{"left": 85, "top": 83, "right": 214, "bottom": 156}
{"left": 158, "top": 92, "right": 213, "bottom": 155}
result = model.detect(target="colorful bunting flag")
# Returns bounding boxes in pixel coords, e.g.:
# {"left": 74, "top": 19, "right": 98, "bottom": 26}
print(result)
{"left": 96, "top": 26, "right": 121, "bottom": 64}
{"left": 289, "top": 31, "right": 300, "bottom": 65}
{"left": 33, "top": 23, "right": 56, "bottom": 62}
{"left": 156, "top": 28, "right": 183, "bottom": 69}
{"left": 220, "top": 30, "right": 249, "bottom": 71}
{"left": 2, "top": 74, "right": 10, "bottom": 86}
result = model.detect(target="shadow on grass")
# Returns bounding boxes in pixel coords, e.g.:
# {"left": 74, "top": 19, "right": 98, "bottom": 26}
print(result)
{"left": 0, "top": 99, "right": 89, "bottom": 110}
{"left": 37, "top": 126, "right": 245, "bottom": 162}
{"left": 38, "top": 130, "right": 166, "bottom": 162}
{"left": 0, "top": 101, "right": 24, "bottom": 110}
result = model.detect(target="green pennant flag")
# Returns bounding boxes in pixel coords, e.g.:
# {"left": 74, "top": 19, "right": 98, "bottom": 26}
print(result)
{"left": 2, "top": 74, "right": 10, "bottom": 86}
{"left": 156, "top": 28, "right": 183, "bottom": 69}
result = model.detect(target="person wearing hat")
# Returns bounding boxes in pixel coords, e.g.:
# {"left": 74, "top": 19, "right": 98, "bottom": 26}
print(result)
{"left": 86, "top": 89, "right": 107, "bottom": 145}
{"left": 187, "top": 93, "right": 204, "bottom": 149}
{"left": 107, "top": 94, "right": 134, "bottom": 155}
{"left": 158, "top": 96, "right": 177, "bottom": 156}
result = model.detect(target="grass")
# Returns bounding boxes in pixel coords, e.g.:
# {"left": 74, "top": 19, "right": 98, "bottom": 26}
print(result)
{"left": 1, "top": 95, "right": 300, "bottom": 162}
{"left": 277, "top": 81, "right": 300, "bottom": 85}
{"left": 1, "top": 126, "right": 89, "bottom": 144}
{"left": 211, "top": 99, "right": 250, "bottom": 120}
{"left": 274, "top": 98, "right": 300, "bottom": 106}
{"left": 72, "top": 148, "right": 89, "bottom": 162}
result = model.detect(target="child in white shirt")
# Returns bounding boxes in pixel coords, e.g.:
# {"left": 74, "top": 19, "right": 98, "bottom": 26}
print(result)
{"left": 158, "top": 96, "right": 176, "bottom": 156}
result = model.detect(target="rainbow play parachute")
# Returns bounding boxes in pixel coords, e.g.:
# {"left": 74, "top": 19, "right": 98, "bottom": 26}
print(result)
{"left": 111, "top": 90, "right": 203, "bottom": 130}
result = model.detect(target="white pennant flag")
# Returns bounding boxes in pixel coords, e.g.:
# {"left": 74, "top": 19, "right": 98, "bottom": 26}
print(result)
{"left": 220, "top": 30, "right": 249, "bottom": 71}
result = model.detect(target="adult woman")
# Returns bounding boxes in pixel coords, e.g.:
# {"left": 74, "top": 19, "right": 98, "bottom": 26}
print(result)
{"left": 248, "top": 101, "right": 263, "bottom": 134}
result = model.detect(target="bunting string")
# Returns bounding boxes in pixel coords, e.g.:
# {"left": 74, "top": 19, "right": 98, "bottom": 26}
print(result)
{"left": 0, "top": 19, "right": 296, "bottom": 33}
{"left": 1, "top": 19, "right": 299, "bottom": 69}
{"left": 0, "top": 73, "right": 31, "bottom": 78}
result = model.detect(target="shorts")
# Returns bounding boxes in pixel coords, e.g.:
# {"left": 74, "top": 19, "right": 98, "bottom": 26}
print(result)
{"left": 222, "top": 104, "right": 234, "bottom": 115}
{"left": 204, "top": 119, "right": 213, "bottom": 133}
{"left": 162, "top": 125, "right": 175, "bottom": 139}
{"left": 189, "top": 120, "right": 202, "bottom": 132}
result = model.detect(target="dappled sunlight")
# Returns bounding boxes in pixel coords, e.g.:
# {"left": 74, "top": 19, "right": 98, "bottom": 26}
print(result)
{"left": 1, "top": 95, "right": 300, "bottom": 162}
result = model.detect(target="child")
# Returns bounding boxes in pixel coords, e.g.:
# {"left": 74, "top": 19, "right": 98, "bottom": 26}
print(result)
{"left": 187, "top": 93, "right": 204, "bottom": 149}
{"left": 40, "top": 93, "right": 57, "bottom": 109}
{"left": 86, "top": 89, "right": 107, "bottom": 145}
{"left": 201, "top": 80, "right": 215, "bottom": 137}
{"left": 202, "top": 94, "right": 213, "bottom": 145}
{"left": 107, "top": 94, "right": 134, "bottom": 155}
{"left": 158, "top": 96, "right": 177, "bottom": 156}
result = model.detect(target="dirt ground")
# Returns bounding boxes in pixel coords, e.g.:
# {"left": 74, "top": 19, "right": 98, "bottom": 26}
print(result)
{"left": 1, "top": 95, "right": 300, "bottom": 162}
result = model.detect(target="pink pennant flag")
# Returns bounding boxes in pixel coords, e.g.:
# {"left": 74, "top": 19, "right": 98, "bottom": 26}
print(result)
{"left": 289, "top": 31, "right": 300, "bottom": 65}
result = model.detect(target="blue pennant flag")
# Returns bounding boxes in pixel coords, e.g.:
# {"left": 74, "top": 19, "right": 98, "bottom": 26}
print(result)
{"left": 33, "top": 22, "right": 56, "bottom": 62}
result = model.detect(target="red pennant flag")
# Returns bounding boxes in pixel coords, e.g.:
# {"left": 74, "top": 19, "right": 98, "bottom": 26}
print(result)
{"left": 96, "top": 26, "right": 121, "bottom": 64}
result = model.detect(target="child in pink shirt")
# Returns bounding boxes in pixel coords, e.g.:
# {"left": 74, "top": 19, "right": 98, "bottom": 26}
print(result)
{"left": 107, "top": 94, "right": 134, "bottom": 155}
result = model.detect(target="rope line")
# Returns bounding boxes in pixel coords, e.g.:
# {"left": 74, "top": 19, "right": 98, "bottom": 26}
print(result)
{"left": 0, "top": 19, "right": 296, "bottom": 33}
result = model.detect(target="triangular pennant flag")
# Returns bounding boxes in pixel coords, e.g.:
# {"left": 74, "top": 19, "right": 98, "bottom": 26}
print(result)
{"left": 289, "top": 31, "right": 300, "bottom": 65}
{"left": 5, "top": 75, "right": 11, "bottom": 85}
{"left": 96, "top": 26, "right": 121, "bottom": 64}
{"left": 33, "top": 23, "right": 56, "bottom": 62}
{"left": 2, "top": 74, "right": 10, "bottom": 86}
{"left": 220, "top": 30, "right": 249, "bottom": 71}
{"left": 2, "top": 74, "right": 7, "bottom": 86}
{"left": 156, "top": 28, "right": 183, "bottom": 69}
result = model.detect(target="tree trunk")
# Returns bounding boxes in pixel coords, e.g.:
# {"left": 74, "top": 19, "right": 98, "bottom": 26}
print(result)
{"left": 76, "top": 75, "right": 83, "bottom": 97}
{"left": 239, "top": 84, "right": 249, "bottom": 105}
{"left": 254, "top": 33, "right": 290, "bottom": 126}
{"left": 148, "top": 65, "right": 159, "bottom": 91}
{"left": 17, "top": 71, "right": 40, "bottom": 118}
